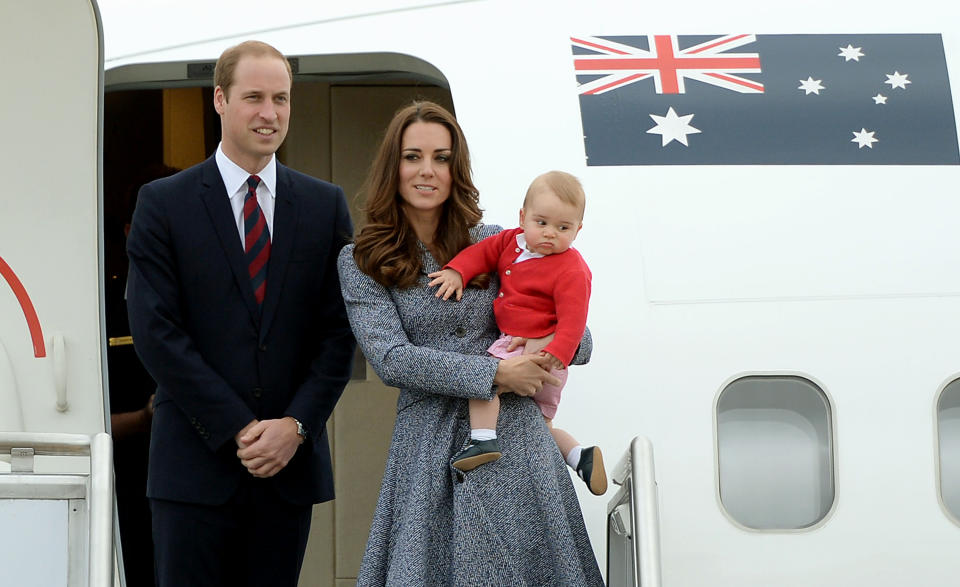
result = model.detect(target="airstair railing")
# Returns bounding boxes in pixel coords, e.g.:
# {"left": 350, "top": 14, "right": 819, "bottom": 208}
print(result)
{"left": 0, "top": 432, "right": 114, "bottom": 586}
{"left": 607, "top": 435, "right": 662, "bottom": 587}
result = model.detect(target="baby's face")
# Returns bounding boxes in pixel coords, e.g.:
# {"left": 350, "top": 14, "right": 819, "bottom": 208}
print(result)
{"left": 519, "top": 189, "right": 582, "bottom": 255}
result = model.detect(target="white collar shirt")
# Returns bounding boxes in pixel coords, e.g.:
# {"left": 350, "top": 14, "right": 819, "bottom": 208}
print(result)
{"left": 215, "top": 143, "right": 277, "bottom": 247}
{"left": 514, "top": 232, "right": 545, "bottom": 263}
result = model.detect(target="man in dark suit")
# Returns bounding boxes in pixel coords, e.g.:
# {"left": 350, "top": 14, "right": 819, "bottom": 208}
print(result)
{"left": 126, "top": 40, "right": 355, "bottom": 587}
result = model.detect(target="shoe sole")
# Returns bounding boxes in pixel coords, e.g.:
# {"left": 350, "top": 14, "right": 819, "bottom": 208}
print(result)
{"left": 452, "top": 451, "right": 502, "bottom": 472}
{"left": 589, "top": 447, "right": 608, "bottom": 496}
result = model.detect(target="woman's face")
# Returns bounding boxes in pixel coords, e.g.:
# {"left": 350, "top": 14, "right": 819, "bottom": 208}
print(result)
{"left": 397, "top": 121, "right": 453, "bottom": 216}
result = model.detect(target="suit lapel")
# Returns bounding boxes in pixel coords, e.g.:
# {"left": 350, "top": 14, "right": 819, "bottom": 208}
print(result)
{"left": 259, "top": 163, "right": 298, "bottom": 340}
{"left": 198, "top": 157, "right": 261, "bottom": 326}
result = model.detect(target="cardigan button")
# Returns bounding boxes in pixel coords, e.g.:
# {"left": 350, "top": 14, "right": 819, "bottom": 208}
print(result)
{"left": 454, "top": 327, "right": 466, "bottom": 338}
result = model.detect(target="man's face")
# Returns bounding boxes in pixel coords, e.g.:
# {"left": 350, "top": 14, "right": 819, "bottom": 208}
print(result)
{"left": 214, "top": 55, "right": 291, "bottom": 173}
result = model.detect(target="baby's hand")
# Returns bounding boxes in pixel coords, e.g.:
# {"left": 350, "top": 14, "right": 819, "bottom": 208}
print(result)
{"left": 521, "top": 333, "right": 554, "bottom": 356}
{"left": 506, "top": 336, "right": 528, "bottom": 352}
{"left": 427, "top": 269, "right": 464, "bottom": 301}
{"left": 539, "top": 351, "right": 565, "bottom": 371}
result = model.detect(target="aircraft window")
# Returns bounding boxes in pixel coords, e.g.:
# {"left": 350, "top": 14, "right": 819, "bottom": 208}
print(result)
{"left": 937, "top": 378, "right": 960, "bottom": 524}
{"left": 716, "top": 375, "right": 836, "bottom": 530}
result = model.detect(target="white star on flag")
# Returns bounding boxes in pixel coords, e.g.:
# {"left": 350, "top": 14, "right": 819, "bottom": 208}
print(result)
{"left": 647, "top": 107, "right": 701, "bottom": 146}
{"left": 885, "top": 71, "right": 911, "bottom": 89}
{"left": 851, "top": 128, "right": 878, "bottom": 149}
{"left": 798, "top": 76, "right": 825, "bottom": 95}
{"left": 838, "top": 45, "right": 864, "bottom": 61}
{"left": 872, "top": 94, "right": 887, "bottom": 105}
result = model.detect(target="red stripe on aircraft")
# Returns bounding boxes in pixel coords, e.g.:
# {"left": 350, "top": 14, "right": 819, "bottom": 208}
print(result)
{"left": 0, "top": 255, "right": 46, "bottom": 357}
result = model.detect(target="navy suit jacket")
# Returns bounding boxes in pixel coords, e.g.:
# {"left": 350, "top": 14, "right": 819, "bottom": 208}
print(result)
{"left": 126, "top": 155, "right": 355, "bottom": 506}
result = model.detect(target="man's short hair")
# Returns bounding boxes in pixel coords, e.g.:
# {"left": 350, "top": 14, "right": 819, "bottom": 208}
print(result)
{"left": 214, "top": 40, "right": 292, "bottom": 101}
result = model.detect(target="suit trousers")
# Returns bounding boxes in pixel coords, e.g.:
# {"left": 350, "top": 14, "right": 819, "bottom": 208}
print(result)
{"left": 151, "top": 479, "right": 312, "bottom": 587}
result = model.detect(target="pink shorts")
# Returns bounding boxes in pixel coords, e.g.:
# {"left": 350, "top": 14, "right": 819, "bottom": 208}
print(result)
{"left": 487, "top": 333, "right": 567, "bottom": 420}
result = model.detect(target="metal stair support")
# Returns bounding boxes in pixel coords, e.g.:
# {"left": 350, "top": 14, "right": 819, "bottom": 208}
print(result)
{"left": 0, "top": 432, "right": 113, "bottom": 587}
{"left": 607, "top": 435, "right": 662, "bottom": 587}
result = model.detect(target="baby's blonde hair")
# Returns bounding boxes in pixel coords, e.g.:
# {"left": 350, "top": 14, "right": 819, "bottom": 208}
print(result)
{"left": 523, "top": 171, "right": 586, "bottom": 219}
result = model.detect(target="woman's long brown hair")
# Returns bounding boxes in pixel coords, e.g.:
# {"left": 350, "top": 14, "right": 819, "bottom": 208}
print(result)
{"left": 353, "top": 101, "right": 488, "bottom": 289}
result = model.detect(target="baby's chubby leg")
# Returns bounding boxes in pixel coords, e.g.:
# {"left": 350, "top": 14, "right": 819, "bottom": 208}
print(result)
{"left": 468, "top": 395, "right": 500, "bottom": 435}
{"left": 545, "top": 418, "right": 579, "bottom": 458}
{"left": 546, "top": 417, "right": 607, "bottom": 496}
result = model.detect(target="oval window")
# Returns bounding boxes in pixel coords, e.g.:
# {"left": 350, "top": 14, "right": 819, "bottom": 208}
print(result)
{"left": 937, "top": 378, "right": 960, "bottom": 523}
{"left": 716, "top": 375, "right": 836, "bottom": 530}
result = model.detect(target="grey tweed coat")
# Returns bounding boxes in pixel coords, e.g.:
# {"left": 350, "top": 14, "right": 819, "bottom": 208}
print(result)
{"left": 337, "top": 224, "right": 604, "bottom": 587}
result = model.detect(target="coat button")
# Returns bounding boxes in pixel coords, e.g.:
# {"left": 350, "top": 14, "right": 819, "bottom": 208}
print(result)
{"left": 454, "top": 327, "right": 466, "bottom": 338}
{"left": 498, "top": 292, "right": 504, "bottom": 298}
{"left": 515, "top": 247, "right": 521, "bottom": 253}
{"left": 253, "top": 387, "right": 263, "bottom": 398}
{"left": 504, "top": 269, "right": 511, "bottom": 276}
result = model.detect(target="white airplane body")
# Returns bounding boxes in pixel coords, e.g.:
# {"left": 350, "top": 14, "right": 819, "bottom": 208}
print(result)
{"left": 3, "top": 0, "right": 960, "bottom": 585}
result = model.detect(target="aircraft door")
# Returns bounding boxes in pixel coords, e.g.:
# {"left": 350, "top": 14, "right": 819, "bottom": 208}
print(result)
{"left": 103, "top": 51, "right": 453, "bottom": 585}
{"left": 0, "top": 0, "right": 105, "bottom": 437}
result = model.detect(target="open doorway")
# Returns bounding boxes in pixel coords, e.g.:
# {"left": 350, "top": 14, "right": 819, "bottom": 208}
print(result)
{"left": 103, "top": 53, "right": 453, "bottom": 587}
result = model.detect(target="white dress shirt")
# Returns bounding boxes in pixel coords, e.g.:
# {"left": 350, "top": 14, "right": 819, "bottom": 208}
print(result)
{"left": 215, "top": 143, "right": 277, "bottom": 247}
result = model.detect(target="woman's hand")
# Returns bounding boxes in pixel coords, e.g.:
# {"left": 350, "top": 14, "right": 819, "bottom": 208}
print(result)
{"left": 493, "top": 354, "right": 561, "bottom": 397}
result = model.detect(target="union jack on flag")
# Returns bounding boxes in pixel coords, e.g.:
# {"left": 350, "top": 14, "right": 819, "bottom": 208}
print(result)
{"left": 572, "top": 34, "right": 764, "bottom": 95}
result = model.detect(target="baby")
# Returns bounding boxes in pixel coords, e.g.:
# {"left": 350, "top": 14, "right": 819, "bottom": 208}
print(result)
{"left": 428, "top": 170, "right": 605, "bottom": 495}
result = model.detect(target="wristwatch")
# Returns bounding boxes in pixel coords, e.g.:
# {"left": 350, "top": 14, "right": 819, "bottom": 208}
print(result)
{"left": 292, "top": 418, "right": 308, "bottom": 442}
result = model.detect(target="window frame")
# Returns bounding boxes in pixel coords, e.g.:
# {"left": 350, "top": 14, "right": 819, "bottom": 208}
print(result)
{"left": 713, "top": 371, "right": 839, "bottom": 533}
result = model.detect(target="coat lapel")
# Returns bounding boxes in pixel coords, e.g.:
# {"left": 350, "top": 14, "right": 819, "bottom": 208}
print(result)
{"left": 259, "top": 163, "right": 298, "bottom": 341}
{"left": 198, "top": 157, "right": 261, "bottom": 326}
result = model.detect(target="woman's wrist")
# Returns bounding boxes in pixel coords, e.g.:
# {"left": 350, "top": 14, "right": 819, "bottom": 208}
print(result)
{"left": 492, "top": 359, "right": 510, "bottom": 394}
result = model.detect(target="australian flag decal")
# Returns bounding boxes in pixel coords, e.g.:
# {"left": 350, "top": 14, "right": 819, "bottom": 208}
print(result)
{"left": 572, "top": 34, "right": 960, "bottom": 165}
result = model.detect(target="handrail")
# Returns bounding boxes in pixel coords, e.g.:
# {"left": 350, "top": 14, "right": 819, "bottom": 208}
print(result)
{"left": 0, "top": 431, "right": 114, "bottom": 587}
{"left": 609, "top": 436, "right": 662, "bottom": 586}
{"left": 88, "top": 433, "right": 114, "bottom": 586}
{"left": 52, "top": 333, "right": 70, "bottom": 412}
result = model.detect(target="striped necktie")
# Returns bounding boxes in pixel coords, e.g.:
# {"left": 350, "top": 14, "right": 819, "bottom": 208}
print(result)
{"left": 244, "top": 175, "right": 270, "bottom": 306}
